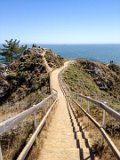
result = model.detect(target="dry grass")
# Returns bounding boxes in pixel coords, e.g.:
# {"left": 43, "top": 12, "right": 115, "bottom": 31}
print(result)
{"left": 0, "top": 102, "right": 50, "bottom": 160}
{"left": 26, "top": 129, "right": 47, "bottom": 160}
{"left": 1, "top": 117, "right": 34, "bottom": 160}
{"left": 26, "top": 103, "right": 57, "bottom": 160}
{"left": 0, "top": 89, "right": 48, "bottom": 122}
{"left": 72, "top": 98, "right": 120, "bottom": 160}
{"left": 63, "top": 62, "right": 120, "bottom": 159}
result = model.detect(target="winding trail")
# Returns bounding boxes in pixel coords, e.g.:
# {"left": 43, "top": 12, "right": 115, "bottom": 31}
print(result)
{"left": 41, "top": 50, "right": 52, "bottom": 73}
{"left": 38, "top": 61, "right": 93, "bottom": 160}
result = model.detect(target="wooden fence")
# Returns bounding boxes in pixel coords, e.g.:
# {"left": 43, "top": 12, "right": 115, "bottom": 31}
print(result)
{"left": 59, "top": 69, "right": 120, "bottom": 160}
{"left": 0, "top": 90, "right": 57, "bottom": 160}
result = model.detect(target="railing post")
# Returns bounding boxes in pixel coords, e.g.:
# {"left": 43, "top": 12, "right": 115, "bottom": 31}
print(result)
{"left": 87, "top": 99, "right": 90, "bottom": 113}
{"left": 0, "top": 144, "right": 3, "bottom": 160}
{"left": 44, "top": 100, "right": 50, "bottom": 129}
{"left": 76, "top": 93, "right": 77, "bottom": 100}
{"left": 87, "top": 98, "right": 90, "bottom": 126}
{"left": 51, "top": 97, "right": 54, "bottom": 105}
{"left": 80, "top": 97, "right": 82, "bottom": 104}
{"left": 33, "top": 105, "right": 37, "bottom": 129}
{"left": 102, "top": 110, "right": 106, "bottom": 128}
{"left": 34, "top": 112, "right": 37, "bottom": 129}
{"left": 102, "top": 101, "right": 107, "bottom": 128}
{"left": 49, "top": 98, "right": 51, "bottom": 107}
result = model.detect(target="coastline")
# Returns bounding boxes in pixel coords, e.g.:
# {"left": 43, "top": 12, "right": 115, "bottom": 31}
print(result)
{"left": 0, "top": 44, "right": 120, "bottom": 65}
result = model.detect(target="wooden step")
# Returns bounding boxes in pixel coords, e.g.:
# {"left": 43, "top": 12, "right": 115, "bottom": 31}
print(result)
{"left": 43, "top": 139, "right": 77, "bottom": 149}
{"left": 39, "top": 148, "right": 80, "bottom": 160}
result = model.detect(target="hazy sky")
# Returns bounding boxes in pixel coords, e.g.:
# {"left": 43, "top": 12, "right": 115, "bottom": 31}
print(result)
{"left": 0, "top": 0, "right": 120, "bottom": 44}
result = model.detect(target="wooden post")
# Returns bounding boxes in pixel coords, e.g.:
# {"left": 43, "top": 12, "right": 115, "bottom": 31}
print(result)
{"left": 87, "top": 99, "right": 90, "bottom": 126}
{"left": 87, "top": 99, "right": 90, "bottom": 113}
{"left": 80, "top": 97, "right": 82, "bottom": 105}
{"left": 102, "top": 101, "right": 107, "bottom": 128}
{"left": 102, "top": 107, "right": 106, "bottom": 143}
{"left": 0, "top": 144, "right": 3, "bottom": 160}
{"left": 43, "top": 103, "right": 47, "bottom": 116}
{"left": 33, "top": 111, "right": 37, "bottom": 129}
{"left": 51, "top": 97, "right": 53, "bottom": 105}
{"left": 49, "top": 98, "right": 51, "bottom": 107}
{"left": 102, "top": 110, "right": 106, "bottom": 128}
{"left": 46, "top": 101, "right": 49, "bottom": 109}
{"left": 76, "top": 93, "right": 77, "bottom": 100}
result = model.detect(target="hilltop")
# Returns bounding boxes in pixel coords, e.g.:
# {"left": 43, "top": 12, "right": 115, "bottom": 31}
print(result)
{"left": 63, "top": 59, "right": 120, "bottom": 110}
{"left": 0, "top": 47, "right": 64, "bottom": 117}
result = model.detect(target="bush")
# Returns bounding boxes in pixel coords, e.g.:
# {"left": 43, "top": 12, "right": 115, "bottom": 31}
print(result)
{"left": 92, "top": 138, "right": 105, "bottom": 157}
{"left": 108, "top": 64, "right": 120, "bottom": 74}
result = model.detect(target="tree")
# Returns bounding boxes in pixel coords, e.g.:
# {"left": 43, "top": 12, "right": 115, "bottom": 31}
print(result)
{"left": 0, "top": 39, "right": 27, "bottom": 62}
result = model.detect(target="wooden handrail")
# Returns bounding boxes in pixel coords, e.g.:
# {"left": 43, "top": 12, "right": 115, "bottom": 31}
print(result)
{"left": 72, "top": 99, "right": 120, "bottom": 159}
{"left": 58, "top": 68, "right": 120, "bottom": 160}
{"left": 0, "top": 91, "right": 57, "bottom": 160}
{"left": 73, "top": 92, "right": 120, "bottom": 123}
{"left": 17, "top": 98, "right": 58, "bottom": 160}
{"left": 0, "top": 92, "right": 57, "bottom": 135}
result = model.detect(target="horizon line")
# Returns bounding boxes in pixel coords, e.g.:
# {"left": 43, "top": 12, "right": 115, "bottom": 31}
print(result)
{"left": 0, "top": 42, "right": 120, "bottom": 45}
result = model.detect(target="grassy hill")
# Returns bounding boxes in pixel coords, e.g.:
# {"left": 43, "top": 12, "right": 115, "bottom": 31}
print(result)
{"left": 63, "top": 59, "right": 120, "bottom": 110}
{"left": 63, "top": 59, "right": 120, "bottom": 160}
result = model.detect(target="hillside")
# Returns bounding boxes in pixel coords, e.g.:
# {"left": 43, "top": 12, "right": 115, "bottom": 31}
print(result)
{"left": 63, "top": 59, "right": 120, "bottom": 110}
{"left": 0, "top": 55, "right": 120, "bottom": 159}
{"left": 0, "top": 47, "right": 64, "bottom": 120}
{"left": 63, "top": 59, "right": 120, "bottom": 159}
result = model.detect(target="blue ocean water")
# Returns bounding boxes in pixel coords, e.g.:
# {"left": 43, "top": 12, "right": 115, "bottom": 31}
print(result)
{"left": 0, "top": 44, "right": 120, "bottom": 65}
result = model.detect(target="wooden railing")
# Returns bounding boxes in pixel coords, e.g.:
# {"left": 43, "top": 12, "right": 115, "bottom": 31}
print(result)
{"left": 59, "top": 69, "right": 120, "bottom": 160}
{"left": 0, "top": 89, "right": 57, "bottom": 160}
{"left": 72, "top": 95, "right": 120, "bottom": 159}
{"left": 73, "top": 92, "right": 120, "bottom": 124}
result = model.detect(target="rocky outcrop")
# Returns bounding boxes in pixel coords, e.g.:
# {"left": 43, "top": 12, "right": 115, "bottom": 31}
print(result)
{"left": 0, "top": 64, "right": 10, "bottom": 98}
{"left": 0, "top": 47, "right": 64, "bottom": 104}
{"left": 45, "top": 49, "right": 64, "bottom": 68}
{"left": 77, "top": 60, "right": 120, "bottom": 99}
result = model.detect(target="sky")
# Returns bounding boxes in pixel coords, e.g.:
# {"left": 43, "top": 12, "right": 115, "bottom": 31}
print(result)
{"left": 0, "top": 0, "right": 120, "bottom": 44}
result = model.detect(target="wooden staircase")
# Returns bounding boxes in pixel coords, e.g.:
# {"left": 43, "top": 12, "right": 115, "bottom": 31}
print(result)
{"left": 38, "top": 69, "right": 94, "bottom": 160}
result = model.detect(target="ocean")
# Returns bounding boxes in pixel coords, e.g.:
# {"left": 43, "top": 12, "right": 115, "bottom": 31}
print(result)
{"left": 0, "top": 44, "right": 120, "bottom": 65}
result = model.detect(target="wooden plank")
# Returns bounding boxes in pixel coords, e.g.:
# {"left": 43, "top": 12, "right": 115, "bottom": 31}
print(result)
{"left": 0, "top": 93, "right": 57, "bottom": 135}
{"left": 102, "top": 110, "right": 106, "bottom": 128}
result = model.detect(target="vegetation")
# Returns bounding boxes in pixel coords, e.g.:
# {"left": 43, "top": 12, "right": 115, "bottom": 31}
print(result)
{"left": 63, "top": 60, "right": 120, "bottom": 159}
{"left": 32, "top": 44, "right": 40, "bottom": 48}
{"left": 45, "top": 49, "right": 64, "bottom": 68}
{"left": 0, "top": 39, "right": 27, "bottom": 62}
{"left": 92, "top": 138, "right": 105, "bottom": 157}
{"left": 0, "top": 46, "right": 65, "bottom": 159}
{"left": 0, "top": 105, "right": 47, "bottom": 160}
{"left": 0, "top": 48, "right": 49, "bottom": 105}
{"left": 108, "top": 63, "right": 120, "bottom": 74}
{"left": 63, "top": 60, "right": 120, "bottom": 109}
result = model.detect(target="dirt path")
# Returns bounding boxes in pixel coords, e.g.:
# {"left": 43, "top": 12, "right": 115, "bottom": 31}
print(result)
{"left": 41, "top": 50, "right": 52, "bottom": 73}
{"left": 38, "top": 61, "right": 80, "bottom": 160}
